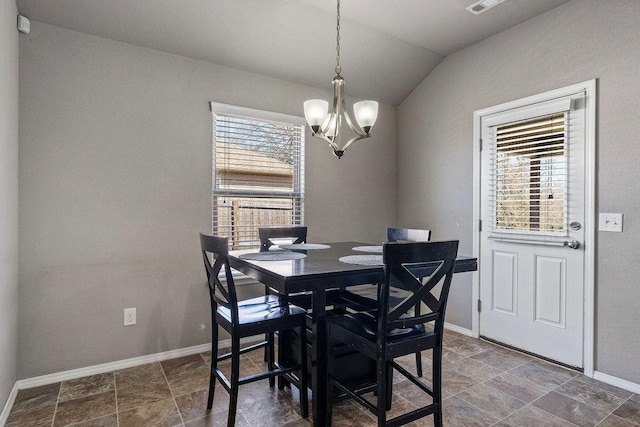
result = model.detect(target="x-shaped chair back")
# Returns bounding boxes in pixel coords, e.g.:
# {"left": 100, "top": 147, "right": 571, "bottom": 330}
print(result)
{"left": 380, "top": 241, "right": 458, "bottom": 337}
{"left": 200, "top": 234, "right": 240, "bottom": 323}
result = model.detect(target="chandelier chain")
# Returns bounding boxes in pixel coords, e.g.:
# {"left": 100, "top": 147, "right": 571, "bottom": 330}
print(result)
{"left": 335, "top": 0, "right": 341, "bottom": 75}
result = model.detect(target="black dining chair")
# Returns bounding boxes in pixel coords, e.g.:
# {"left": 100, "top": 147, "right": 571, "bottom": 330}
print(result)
{"left": 258, "top": 227, "right": 307, "bottom": 363}
{"left": 387, "top": 227, "right": 431, "bottom": 244}
{"left": 200, "top": 233, "right": 308, "bottom": 426}
{"left": 388, "top": 227, "right": 431, "bottom": 377}
{"left": 259, "top": 226, "right": 307, "bottom": 252}
{"left": 340, "top": 227, "right": 432, "bottom": 377}
{"left": 327, "top": 240, "right": 458, "bottom": 427}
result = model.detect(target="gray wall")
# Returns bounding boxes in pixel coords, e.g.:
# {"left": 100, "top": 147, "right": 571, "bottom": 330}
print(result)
{"left": 18, "top": 23, "right": 396, "bottom": 378}
{"left": 0, "top": 0, "right": 20, "bottom": 409}
{"left": 398, "top": 0, "right": 640, "bottom": 384}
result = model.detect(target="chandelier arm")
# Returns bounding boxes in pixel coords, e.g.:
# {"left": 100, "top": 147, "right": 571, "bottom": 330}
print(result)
{"left": 316, "top": 107, "right": 340, "bottom": 151}
{"left": 341, "top": 106, "right": 368, "bottom": 138}
{"left": 318, "top": 109, "right": 336, "bottom": 135}
{"left": 312, "top": 127, "right": 340, "bottom": 151}
{"left": 337, "top": 80, "right": 367, "bottom": 138}
{"left": 341, "top": 133, "right": 370, "bottom": 154}
{"left": 329, "top": 81, "right": 342, "bottom": 136}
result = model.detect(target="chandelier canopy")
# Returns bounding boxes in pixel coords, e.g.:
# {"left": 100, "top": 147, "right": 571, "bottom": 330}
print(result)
{"left": 303, "top": 0, "right": 379, "bottom": 159}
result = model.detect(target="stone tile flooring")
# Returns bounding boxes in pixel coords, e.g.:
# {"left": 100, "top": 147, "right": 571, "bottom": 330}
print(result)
{"left": 6, "top": 330, "right": 640, "bottom": 426}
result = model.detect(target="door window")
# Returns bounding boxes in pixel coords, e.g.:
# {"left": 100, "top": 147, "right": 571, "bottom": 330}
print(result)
{"left": 490, "top": 113, "right": 567, "bottom": 236}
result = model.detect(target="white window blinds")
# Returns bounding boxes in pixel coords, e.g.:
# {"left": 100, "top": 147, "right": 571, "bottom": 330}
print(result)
{"left": 489, "top": 113, "right": 568, "bottom": 235}
{"left": 211, "top": 103, "right": 305, "bottom": 249}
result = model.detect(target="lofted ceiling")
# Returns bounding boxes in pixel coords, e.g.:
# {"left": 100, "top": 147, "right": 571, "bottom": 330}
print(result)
{"left": 16, "top": 0, "right": 570, "bottom": 105}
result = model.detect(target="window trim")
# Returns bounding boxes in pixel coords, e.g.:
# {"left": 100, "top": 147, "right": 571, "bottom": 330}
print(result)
{"left": 209, "top": 102, "right": 307, "bottom": 127}
{"left": 209, "top": 102, "right": 306, "bottom": 250}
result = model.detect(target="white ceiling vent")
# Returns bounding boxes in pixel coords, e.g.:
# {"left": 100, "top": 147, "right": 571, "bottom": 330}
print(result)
{"left": 466, "top": 0, "right": 507, "bottom": 15}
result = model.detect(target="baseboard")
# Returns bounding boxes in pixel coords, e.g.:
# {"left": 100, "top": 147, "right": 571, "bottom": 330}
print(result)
{"left": 0, "top": 382, "right": 19, "bottom": 426}
{"left": 16, "top": 343, "right": 210, "bottom": 390}
{"left": 444, "top": 322, "right": 473, "bottom": 337}
{"left": 15, "top": 336, "right": 263, "bottom": 391}
{"left": 593, "top": 370, "right": 640, "bottom": 394}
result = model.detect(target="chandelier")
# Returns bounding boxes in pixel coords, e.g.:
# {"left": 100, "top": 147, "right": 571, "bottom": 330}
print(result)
{"left": 303, "top": 0, "right": 379, "bottom": 159}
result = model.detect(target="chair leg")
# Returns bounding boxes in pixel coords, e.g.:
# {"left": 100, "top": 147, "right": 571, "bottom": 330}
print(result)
{"left": 277, "top": 332, "right": 288, "bottom": 390}
{"left": 267, "top": 332, "right": 276, "bottom": 387}
{"left": 433, "top": 345, "right": 443, "bottom": 427}
{"left": 207, "top": 323, "right": 219, "bottom": 410}
{"left": 299, "top": 323, "right": 309, "bottom": 418}
{"left": 376, "top": 357, "right": 387, "bottom": 427}
{"left": 264, "top": 287, "right": 271, "bottom": 362}
{"left": 415, "top": 303, "right": 423, "bottom": 377}
{"left": 277, "top": 372, "right": 288, "bottom": 390}
{"left": 385, "top": 362, "right": 393, "bottom": 411}
{"left": 227, "top": 336, "right": 241, "bottom": 427}
{"left": 326, "top": 334, "right": 335, "bottom": 425}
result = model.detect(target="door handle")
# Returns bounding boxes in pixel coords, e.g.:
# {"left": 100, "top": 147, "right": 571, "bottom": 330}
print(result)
{"left": 565, "top": 240, "right": 581, "bottom": 249}
{"left": 488, "top": 236, "right": 581, "bottom": 249}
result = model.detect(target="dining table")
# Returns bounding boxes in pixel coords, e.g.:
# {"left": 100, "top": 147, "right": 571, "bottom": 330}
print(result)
{"left": 228, "top": 241, "right": 477, "bottom": 427}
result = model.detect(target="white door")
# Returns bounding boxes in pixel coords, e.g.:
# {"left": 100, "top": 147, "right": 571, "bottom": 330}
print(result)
{"left": 479, "top": 91, "right": 587, "bottom": 368}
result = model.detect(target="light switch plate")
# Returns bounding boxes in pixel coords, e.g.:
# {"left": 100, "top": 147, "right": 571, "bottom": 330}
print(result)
{"left": 599, "top": 213, "right": 623, "bottom": 232}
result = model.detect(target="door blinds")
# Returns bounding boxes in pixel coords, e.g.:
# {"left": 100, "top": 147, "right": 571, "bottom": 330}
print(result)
{"left": 212, "top": 110, "right": 305, "bottom": 250}
{"left": 489, "top": 113, "right": 568, "bottom": 235}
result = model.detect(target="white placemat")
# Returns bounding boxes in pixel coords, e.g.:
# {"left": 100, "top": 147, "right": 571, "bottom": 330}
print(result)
{"left": 339, "top": 255, "right": 384, "bottom": 266}
{"left": 239, "top": 252, "right": 307, "bottom": 261}
{"left": 352, "top": 245, "right": 383, "bottom": 254}
{"left": 279, "top": 243, "right": 331, "bottom": 250}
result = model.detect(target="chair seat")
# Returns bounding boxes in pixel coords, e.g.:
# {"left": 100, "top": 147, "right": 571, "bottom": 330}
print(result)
{"left": 217, "top": 295, "right": 306, "bottom": 325}
{"left": 329, "top": 311, "right": 429, "bottom": 342}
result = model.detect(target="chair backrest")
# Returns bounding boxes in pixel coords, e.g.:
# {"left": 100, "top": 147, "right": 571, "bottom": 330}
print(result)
{"left": 259, "top": 226, "right": 308, "bottom": 252}
{"left": 387, "top": 227, "right": 431, "bottom": 243}
{"left": 379, "top": 241, "right": 458, "bottom": 339}
{"left": 200, "top": 233, "right": 239, "bottom": 321}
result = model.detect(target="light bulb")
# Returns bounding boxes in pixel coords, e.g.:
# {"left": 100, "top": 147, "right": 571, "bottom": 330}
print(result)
{"left": 322, "top": 114, "right": 337, "bottom": 138}
{"left": 353, "top": 101, "right": 379, "bottom": 133}
{"left": 303, "top": 100, "right": 329, "bottom": 133}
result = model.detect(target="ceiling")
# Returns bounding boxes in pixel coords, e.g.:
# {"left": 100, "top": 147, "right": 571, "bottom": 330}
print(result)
{"left": 16, "top": 0, "right": 570, "bottom": 105}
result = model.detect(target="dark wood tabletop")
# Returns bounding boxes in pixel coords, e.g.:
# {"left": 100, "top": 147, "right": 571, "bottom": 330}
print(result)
{"left": 228, "top": 241, "right": 477, "bottom": 294}
{"left": 228, "top": 241, "right": 477, "bottom": 427}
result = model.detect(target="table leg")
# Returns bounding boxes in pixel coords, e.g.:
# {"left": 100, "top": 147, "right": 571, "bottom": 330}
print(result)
{"left": 311, "top": 289, "right": 327, "bottom": 427}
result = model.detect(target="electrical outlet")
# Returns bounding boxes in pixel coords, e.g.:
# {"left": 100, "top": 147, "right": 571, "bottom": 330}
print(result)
{"left": 599, "top": 213, "right": 623, "bottom": 232}
{"left": 124, "top": 308, "right": 136, "bottom": 326}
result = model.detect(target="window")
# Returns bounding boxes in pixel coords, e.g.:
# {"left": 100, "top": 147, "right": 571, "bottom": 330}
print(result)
{"left": 492, "top": 113, "right": 567, "bottom": 235}
{"left": 482, "top": 94, "right": 583, "bottom": 238}
{"left": 210, "top": 103, "right": 305, "bottom": 250}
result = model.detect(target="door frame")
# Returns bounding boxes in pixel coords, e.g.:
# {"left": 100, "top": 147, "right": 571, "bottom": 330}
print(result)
{"left": 471, "top": 79, "right": 597, "bottom": 376}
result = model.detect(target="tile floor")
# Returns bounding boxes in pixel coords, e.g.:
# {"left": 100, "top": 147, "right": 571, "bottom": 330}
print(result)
{"left": 6, "top": 330, "right": 640, "bottom": 426}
